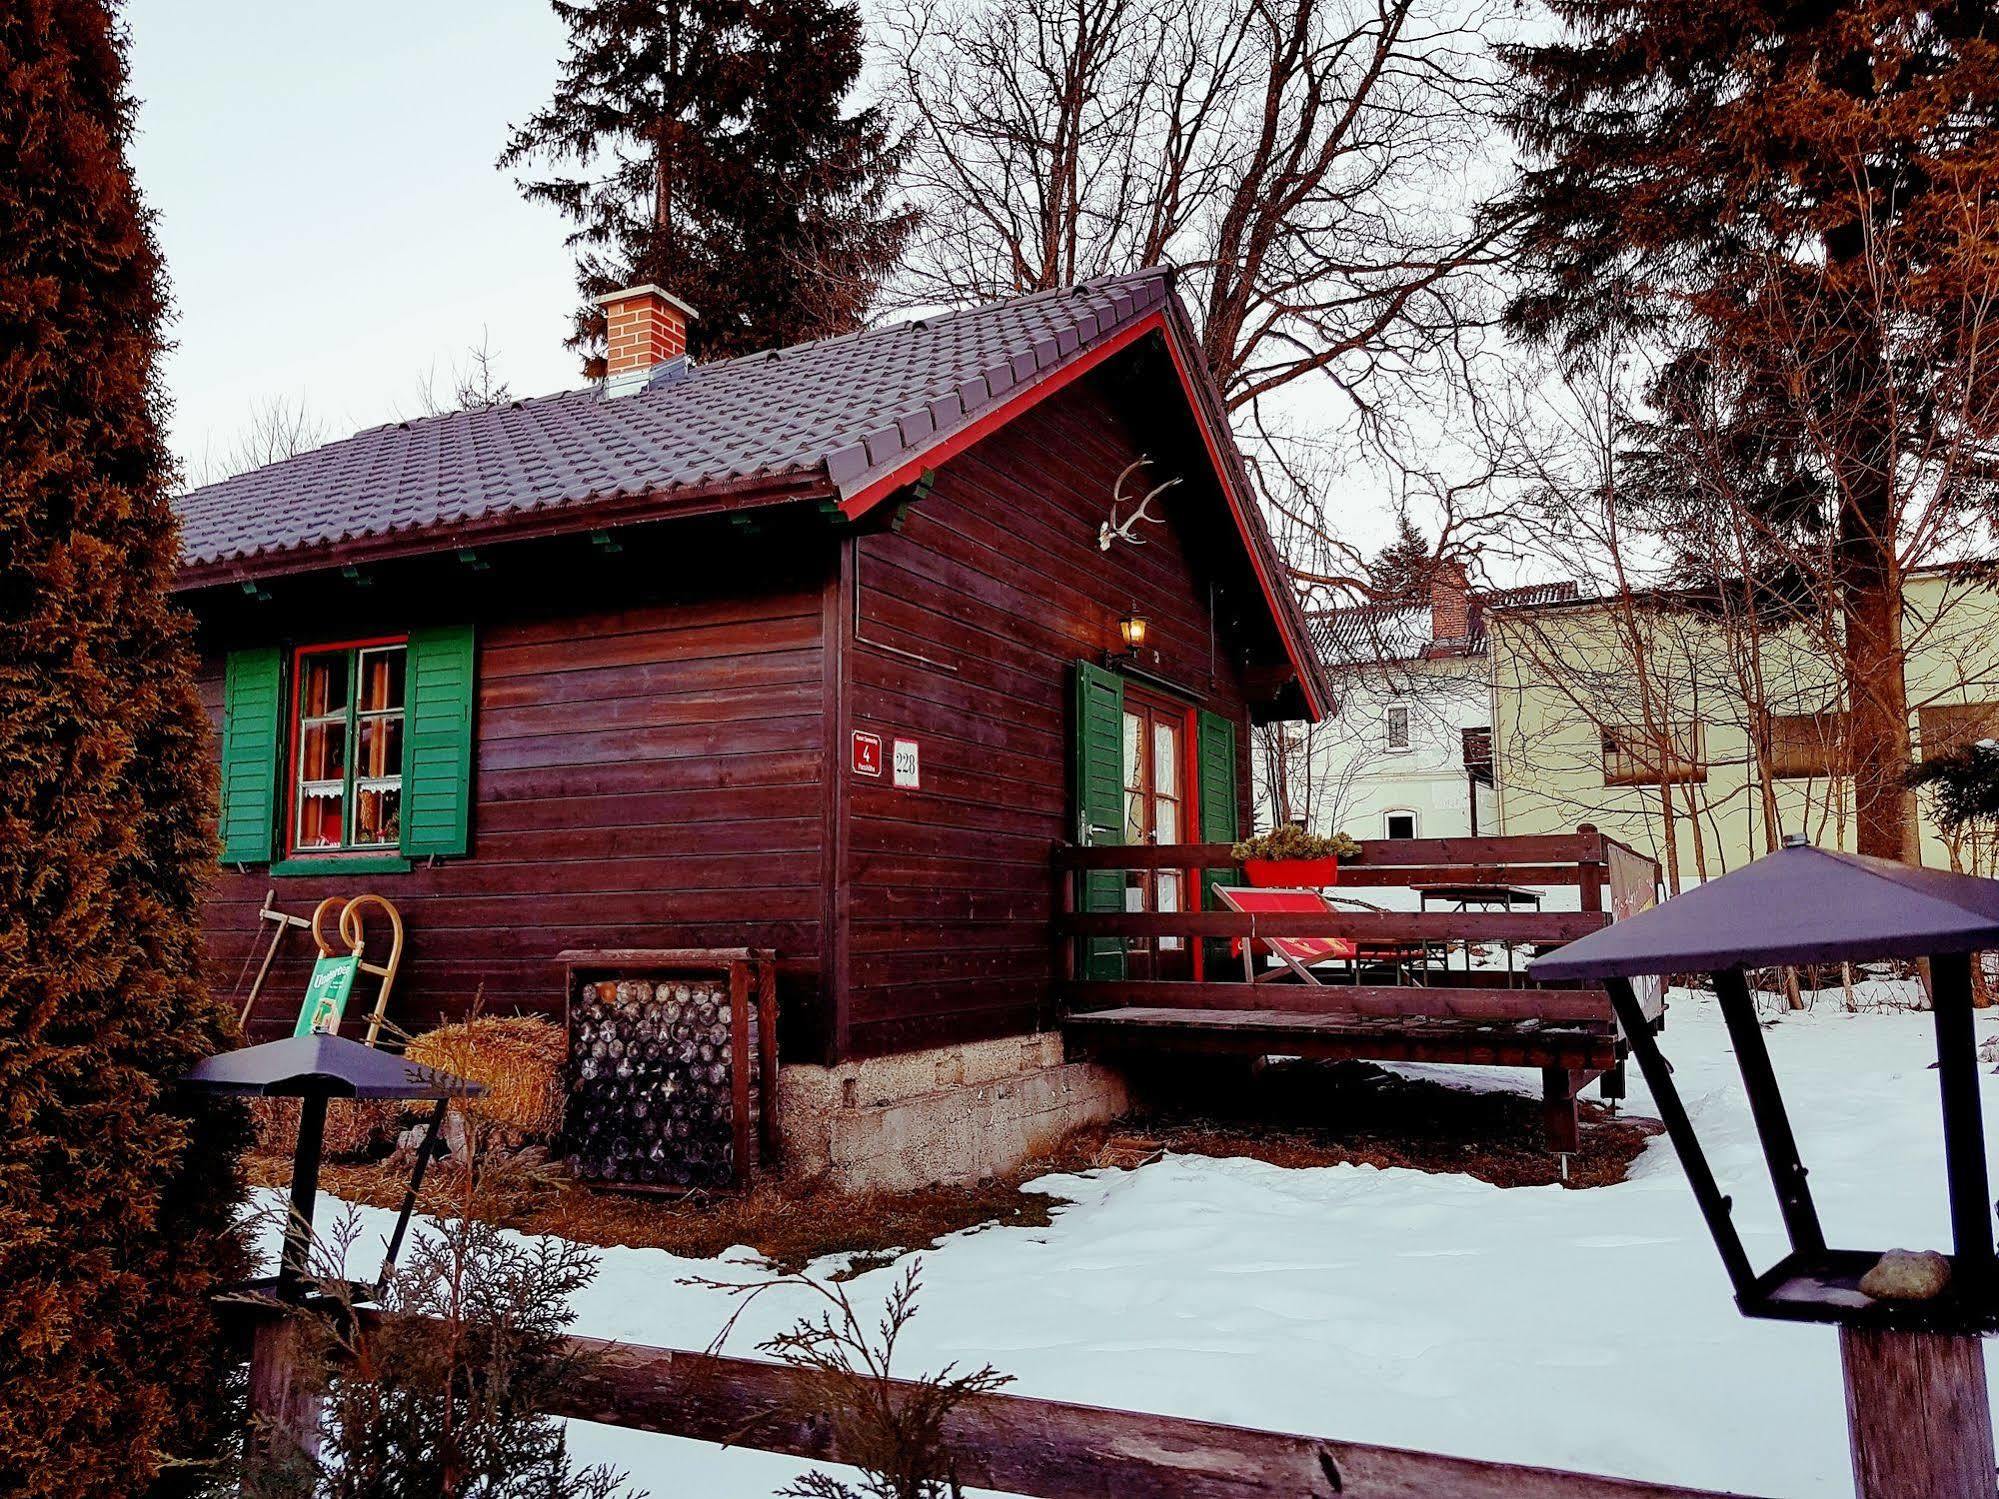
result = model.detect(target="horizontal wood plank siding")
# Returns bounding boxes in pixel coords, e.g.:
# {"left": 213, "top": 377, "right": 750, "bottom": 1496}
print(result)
{"left": 195, "top": 544, "right": 834, "bottom": 1056}
{"left": 840, "top": 373, "right": 1254, "bottom": 1058}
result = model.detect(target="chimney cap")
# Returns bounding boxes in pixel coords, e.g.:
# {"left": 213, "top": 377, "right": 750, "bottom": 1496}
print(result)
{"left": 592, "top": 283, "right": 699, "bottom": 320}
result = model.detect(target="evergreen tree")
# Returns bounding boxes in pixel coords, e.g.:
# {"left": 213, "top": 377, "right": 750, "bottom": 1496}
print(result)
{"left": 0, "top": 3, "right": 248, "bottom": 1492}
{"left": 501, "top": 0, "right": 915, "bottom": 362}
{"left": 1494, "top": 0, "right": 1999, "bottom": 861}
{"left": 1367, "top": 516, "right": 1437, "bottom": 603}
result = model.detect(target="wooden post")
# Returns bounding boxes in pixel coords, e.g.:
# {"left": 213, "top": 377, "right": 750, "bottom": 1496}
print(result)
{"left": 1839, "top": 1326, "right": 1995, "bottom": 1499}
{"left": 1541, "top": 1066, "right": 1580, "bottom": 1155}
{"left": 244, "top": 1305, "right": 325, "bottom": 1482}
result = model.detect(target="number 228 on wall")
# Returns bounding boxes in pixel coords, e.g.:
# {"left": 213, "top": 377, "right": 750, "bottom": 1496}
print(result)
{"left": 891, "top": 737, "right": 920, "bottom": 789}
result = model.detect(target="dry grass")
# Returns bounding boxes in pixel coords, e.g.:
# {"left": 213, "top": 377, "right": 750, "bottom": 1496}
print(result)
{"left": 245, "top": 1059, "right": 1658, "bottom": 1272}
{"left": 406, "top": 1014, "right": 567, "bottom": 1140}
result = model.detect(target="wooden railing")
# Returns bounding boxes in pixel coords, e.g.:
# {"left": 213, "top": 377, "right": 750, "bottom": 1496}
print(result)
{"left": 1051, "top": 830, "right": 1650, "bottom": 996}
{"left": 224, "top": 1294, "right": 1765, "bottom": 1499}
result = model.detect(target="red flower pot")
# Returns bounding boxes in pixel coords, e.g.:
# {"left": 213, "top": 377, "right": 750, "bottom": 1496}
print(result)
{"left": 1241, "top": 857, "right": 1340, "bottom": 888}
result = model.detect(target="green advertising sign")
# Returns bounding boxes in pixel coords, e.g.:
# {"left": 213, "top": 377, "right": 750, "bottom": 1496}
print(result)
{"left": 294, "top": 954, "right": 362, "bottom": 1038}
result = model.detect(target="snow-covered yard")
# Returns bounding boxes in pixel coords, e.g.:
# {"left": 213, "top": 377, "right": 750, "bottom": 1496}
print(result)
{"left": 275, "top": 989, "right": 1999, "bottom": 1498}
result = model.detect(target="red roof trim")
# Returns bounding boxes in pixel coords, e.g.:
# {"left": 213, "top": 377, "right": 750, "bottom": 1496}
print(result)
{"left": 837, "top": 309, "right": 1327, "bottom": 721}
{"left": 1153, "top": 313, "right": 1328, "bottom": 721}
{"left": 836, "top": 315, "right": 1163, "bottom": 519}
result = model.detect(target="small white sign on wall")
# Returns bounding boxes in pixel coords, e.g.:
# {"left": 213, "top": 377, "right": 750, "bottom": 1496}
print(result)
{"left": 892, "top": 737, "right": 921, "bottom": 789}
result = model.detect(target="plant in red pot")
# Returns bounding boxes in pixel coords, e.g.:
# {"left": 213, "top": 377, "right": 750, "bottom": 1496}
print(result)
{"left": 1231, "top": 827, "right": 1361, "bottom": 888}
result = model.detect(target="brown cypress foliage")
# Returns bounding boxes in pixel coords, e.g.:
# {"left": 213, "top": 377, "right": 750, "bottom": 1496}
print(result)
{"left": 1495, "top": 1, "right": 1999, "bottom": 861}
{"left": 0, "top": 3, "right": 248, "bottom": 1493}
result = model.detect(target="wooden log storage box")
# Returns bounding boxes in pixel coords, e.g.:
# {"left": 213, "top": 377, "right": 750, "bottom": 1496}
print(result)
{"left": 170, "top": 267, "right": 1637, "bottom": 1186}
{"left": 559, "top": 948, "right": 779, "bottom": 1190}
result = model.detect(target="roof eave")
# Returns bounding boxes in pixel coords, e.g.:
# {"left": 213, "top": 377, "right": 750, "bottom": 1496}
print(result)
{"left": 173, "top": 468, "right": 838, "bottom": 594}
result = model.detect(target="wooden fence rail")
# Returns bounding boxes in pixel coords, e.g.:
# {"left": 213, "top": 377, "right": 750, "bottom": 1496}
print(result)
{"left": 223, "top": 1295, "right": 1767, "bottom": 1499}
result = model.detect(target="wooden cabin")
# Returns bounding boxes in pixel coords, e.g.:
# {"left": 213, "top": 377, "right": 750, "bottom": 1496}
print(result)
{"left": 176, "top": 271, "right": 1330, "bottom": 1188}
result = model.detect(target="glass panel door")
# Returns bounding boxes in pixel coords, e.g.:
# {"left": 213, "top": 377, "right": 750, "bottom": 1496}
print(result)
{"left": 1121, "top": 688, "right": 1191, "bottom": 979}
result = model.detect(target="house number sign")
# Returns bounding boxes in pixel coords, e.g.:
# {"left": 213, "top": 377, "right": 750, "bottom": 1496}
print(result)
{"left": 851, "top": 730, "right": 883, "bottom": 777}
{"left": 892, "top": 737, "right": 920, "bottom": 789}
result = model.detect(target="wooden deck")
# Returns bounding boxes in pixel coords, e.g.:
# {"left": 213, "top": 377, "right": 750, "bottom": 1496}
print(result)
{"left": 1052, "top": 830, "right": 1663, "bottom": 1151}
{"left": 1065, "top": 1007, "right": 1620, "bottom": 1070}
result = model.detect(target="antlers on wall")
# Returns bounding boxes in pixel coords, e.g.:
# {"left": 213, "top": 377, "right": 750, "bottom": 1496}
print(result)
{"left": 1098, "top": 456, "right": 1183, "bottom": 551}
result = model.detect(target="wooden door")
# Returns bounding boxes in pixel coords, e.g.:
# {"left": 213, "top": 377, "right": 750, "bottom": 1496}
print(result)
{"left": 1121, "top": 687, "right": 1193, "bottom": 980}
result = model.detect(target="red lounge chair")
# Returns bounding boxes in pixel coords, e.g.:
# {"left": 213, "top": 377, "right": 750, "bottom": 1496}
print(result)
{"left": 1214, "top": 885, "right": 1357, "bottom": 983}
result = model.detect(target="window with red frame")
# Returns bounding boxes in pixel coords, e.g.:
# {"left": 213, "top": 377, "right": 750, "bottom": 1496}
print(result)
{"left": 290, "top": 638, "right": 408, "bottom": 853}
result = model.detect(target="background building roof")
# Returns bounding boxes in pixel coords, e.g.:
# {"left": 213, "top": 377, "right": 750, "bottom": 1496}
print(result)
{"left": 1311, "top": 581, "right": 1578, "bottom": 667}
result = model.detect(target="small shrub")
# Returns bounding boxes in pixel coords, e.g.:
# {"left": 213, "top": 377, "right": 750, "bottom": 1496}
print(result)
{"left": 700, "top": 1260, "right": 1010, "bottom": 1499}
{"left": 230, "top": 1101, "right": 636, "bottom": 1499}
{"left": 1231, "top": 826, "right": 1361, "bottom": 862}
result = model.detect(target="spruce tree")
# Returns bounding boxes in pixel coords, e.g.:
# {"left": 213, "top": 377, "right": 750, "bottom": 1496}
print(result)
{"left": 0, "top": 4, "right": 248, "bottom": 1493}
{"left": 501, "top": 0, "right": 915, "bottom": 362}
{"left": 1367, "top": 516, "right": 1437, "bottom": 604}
{"left": 1494, "top": 0, "right": 1999, "bottom": 861}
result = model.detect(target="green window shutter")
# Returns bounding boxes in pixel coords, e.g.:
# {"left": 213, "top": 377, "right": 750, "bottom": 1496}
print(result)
{"left": 400, "top": 624, "right": 476, "bottom": 858}
{"left": 219, "top": 646, "right": 284, "bottom": 864}
{"left": 1072, "top": 660, "right": 1126, "bottom": 981}
{"left": 1197, "top": 708, "right": 1241, "bottom": 909}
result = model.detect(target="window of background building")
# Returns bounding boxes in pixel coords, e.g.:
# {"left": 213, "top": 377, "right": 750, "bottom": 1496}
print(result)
{"left": 1385, "top": 704, "right": 1411, "bottom": 752}
{"left": 1601, "top": 721, "right": 1707, "bottom": 786}
{"left": 1766, "top": 710, "right": 1847, "bottom": 780}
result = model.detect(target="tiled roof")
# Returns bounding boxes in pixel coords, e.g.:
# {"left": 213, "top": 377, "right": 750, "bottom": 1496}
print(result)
{"left": 175, "top": 270, "right": 1172, "bottom": 572}
{"left": 1310, "top": 581, "right": 1578, "bottom": 667}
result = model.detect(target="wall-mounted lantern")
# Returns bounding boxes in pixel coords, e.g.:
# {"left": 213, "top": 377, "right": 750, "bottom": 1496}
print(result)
{"left": 1119, "top": 612, "right": 1150, "bottom": 654}
{"left": 1531, "top": 835, "right": 1999, "bottom": 1499}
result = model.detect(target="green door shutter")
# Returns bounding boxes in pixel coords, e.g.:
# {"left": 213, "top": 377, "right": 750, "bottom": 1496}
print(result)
{"left": 1197, "top": 709, "right": 1241, "bottom": 909}
{"left": 400, "top": 624, "right": 476, "bottom": 858}
{"left": 1073, "top": 660, "right": 1126, "bottom": 981}
{"left": 219, "top": 645, "right": 284, "bottom": 864}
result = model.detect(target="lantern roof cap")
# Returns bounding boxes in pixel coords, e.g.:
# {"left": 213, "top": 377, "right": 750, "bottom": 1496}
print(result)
{"left": 1531, "top": 841, "right": 1999, "bottom": 980}
{"left": 182, "top": 1033, "right": 483, "bottom": 1100}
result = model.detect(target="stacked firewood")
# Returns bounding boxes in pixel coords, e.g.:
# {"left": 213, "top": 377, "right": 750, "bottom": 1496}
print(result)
{"left": 566, "top": 977, "right": 750, "bottom": 1188}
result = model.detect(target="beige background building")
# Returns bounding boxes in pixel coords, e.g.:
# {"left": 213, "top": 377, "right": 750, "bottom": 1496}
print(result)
{"left": 1487, "top": 567, "right": 1999, "bottom": 889}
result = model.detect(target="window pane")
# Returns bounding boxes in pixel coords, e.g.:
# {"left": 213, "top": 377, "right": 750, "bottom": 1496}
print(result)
{"left": 1125, "top": 789, "right": 1146, "bottom": 844}
{"left": 298, "top": 653, "right": 348, "bottom": 719}
{"left": 1122, "top": 712, "right": 1143, "bottom": 792}
{"left": 1124, "top": 871, "right": 1149, "bottom": 952}
{"left": 296, "top": 785, "right": 343, "bottom": 848}
{"left": 353, "top": 783, "right": 402, "bottom": 847}
{"left": 357, "top": 647, "right": 406, "bottom": 713}
{"left": 356, "top": 715, "right": 403, "bottom": 779}
{"left": 1155, "top": 798, "right": 1178, "bottom": 843}
{"left": 1152, "top": 722, "right": 1178, "bottom": 795}
{"left": 1157, "top": 871, "right": 1183, "bottom": 951}
{"left": 298, "top": 721, "right": 345, "bottom": 782}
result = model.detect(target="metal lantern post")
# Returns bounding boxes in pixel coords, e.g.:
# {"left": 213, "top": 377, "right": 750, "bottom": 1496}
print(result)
{"left": 1531, "top": 837, "right": 1999, "bottom": 1499}
{"left": 183, "top": 1032, "right": 483, "bottom": 1472}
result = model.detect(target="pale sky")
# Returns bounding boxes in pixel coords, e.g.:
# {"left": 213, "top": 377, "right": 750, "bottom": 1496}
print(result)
{"left": 127, "top": 3, "right": 587, "bottom": 478}
{"left": 123, "top": 0, "right": 1414, "bottom": 561}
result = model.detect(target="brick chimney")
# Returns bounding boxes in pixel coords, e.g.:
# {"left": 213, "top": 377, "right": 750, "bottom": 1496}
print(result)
{"left": 1429, "top": 559, "right": 1473, "bottom": 649}
{"left": 593, "top": 284, "right": 697, "bottom": 396}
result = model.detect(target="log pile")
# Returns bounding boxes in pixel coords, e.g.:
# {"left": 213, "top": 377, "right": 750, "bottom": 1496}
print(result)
{"left": 566, "top": 974, "right": 761, "bottom": 1189}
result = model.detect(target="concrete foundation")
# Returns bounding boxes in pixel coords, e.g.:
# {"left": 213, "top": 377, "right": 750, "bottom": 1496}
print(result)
{"left": 777, "top": 1032, "right": 1129, "bottom": 1194}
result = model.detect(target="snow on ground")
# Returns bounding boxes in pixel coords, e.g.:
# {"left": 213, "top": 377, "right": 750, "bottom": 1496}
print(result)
{"left": 267, "top": 989, "right": 1998, "bottom": 1498}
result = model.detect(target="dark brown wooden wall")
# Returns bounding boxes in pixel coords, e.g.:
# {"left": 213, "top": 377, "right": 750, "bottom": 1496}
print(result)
{"left": 195, "top": 541, "right": 835, "bottom": 1054}
{"left": 834, "top": 371, "right": 1256, "bottom": 1059}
